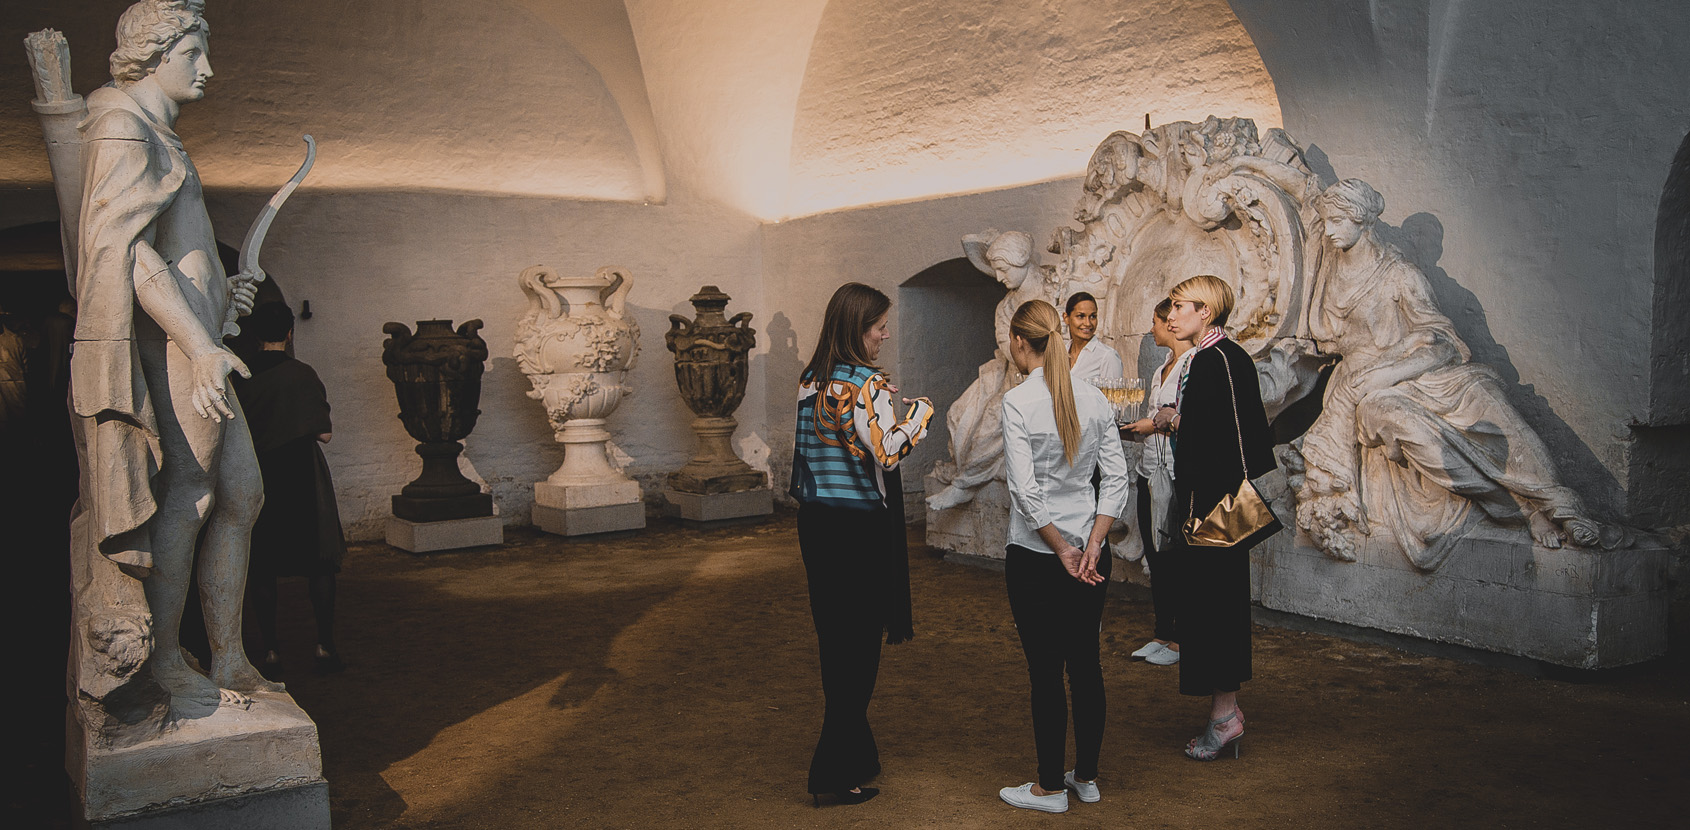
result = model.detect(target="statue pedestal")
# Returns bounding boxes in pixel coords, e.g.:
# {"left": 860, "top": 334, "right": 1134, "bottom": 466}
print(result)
{"left": 663, "top": 487, "right": 773, "bottom": 522}
{"left": 532, "top": 480, "right": 644, "bottom": 536}
{"left": 386, "top": 513, "right": 504, "bottom": 552}
{"left": 1254, "top": 526, "right": 1673, "bottom": 669}
{"left": 69, "top": 690, "right": 328, "bottom": 828}
{"left": 923, "top": 472, "right": 1011, "bottom": 562}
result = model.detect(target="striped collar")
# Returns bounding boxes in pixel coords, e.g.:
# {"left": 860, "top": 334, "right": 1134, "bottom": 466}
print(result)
{"left": 1197, "top": 327, "right": 1227, "bottom": 350}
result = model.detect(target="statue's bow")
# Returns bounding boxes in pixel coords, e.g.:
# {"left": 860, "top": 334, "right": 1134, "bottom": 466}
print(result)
{"left": 223, "top": 134, "right": 317, "bottom": 337}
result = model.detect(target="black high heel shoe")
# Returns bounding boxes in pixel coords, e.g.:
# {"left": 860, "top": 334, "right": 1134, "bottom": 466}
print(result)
{"left": 813, "top": 787, "right": 879, "bottom": 807}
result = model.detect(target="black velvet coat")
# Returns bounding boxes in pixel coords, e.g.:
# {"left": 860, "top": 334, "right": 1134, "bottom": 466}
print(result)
{"left": 1172, "top": 337, "right": 1280, "bottom": 537}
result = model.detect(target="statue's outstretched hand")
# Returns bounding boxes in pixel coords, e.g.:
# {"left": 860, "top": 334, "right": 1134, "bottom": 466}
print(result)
{"left": 191, "top": 349, "right": 250, "bottom": 422}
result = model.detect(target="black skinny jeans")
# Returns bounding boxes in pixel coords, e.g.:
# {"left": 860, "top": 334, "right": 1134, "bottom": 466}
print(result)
{"left": 799, "top": 501, "right": 891, "bottom": 794}
{"left": 1005, "top": 544, "right": 1112, "bottom": 791}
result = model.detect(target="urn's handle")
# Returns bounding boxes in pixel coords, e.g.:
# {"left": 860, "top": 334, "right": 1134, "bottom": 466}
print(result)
{"left": 728, "top": 311, "right": 754, "bottom": 329}
{"left": 598, "top": 266, "right": 633, "bottom": 320}
{"left": 519, "top": 265, "right": 563, "bottom": 319}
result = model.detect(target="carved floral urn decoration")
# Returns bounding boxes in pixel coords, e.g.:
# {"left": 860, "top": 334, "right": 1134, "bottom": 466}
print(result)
{"left": 664, "top": 285, "right": 766, "bottom": 494}
{"left": 516, "top": 265, "right": 645, "bottom": 533}
{"left": 381, "top": 319, "right": 494, "bottom": 521}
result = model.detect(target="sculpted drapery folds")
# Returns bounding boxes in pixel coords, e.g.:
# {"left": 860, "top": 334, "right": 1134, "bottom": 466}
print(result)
{"left": 1291, "top": 179, "right": 1622, "bottom": 568}
{"left": 924, "top": 230, "right": 1056, "bottom": 511}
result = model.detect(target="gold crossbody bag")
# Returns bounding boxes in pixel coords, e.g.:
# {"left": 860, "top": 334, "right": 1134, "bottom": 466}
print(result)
{"left": 1182, "top": 347, "right": 1278, "bottom": 547}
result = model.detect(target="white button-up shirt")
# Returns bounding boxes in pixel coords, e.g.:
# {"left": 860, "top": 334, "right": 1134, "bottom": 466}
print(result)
{"left": 1069, "top": 337, "right": 1125, "bottom": 387}
{"left": 1002, "top": 367, "right": 1132, "bottom": 553}
{"left": 1137, "top": 347, "right": 1197, "bottom": 479}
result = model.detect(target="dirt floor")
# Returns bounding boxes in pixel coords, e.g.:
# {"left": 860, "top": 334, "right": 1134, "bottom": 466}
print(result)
{"left": 13, "top": 511, "right": 1690, "bottom": 828}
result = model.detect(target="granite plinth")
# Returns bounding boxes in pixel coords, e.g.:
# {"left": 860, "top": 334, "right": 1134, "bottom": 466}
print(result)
{"left": 69, "top": 690, "right": 326, "bottom": 825}
{"left": 923, "top": 474, "right": 1010, "bottom": 560}
{"left": 386, "top": 514, "right": 504, "bottom": 552}
{"left": 535, "top": 479, "right": 640, "bottom": 510}
{"left": 1254, "top": 526, "right": 1673, "bottom": 669}
{"left": 533, "top": 501, "right": 645, "bottom": 536}
{"left": 391, "top": 491, "right": 493, "bottom": 522}
{"left": 663, "top": 487, "right": 773, "bottom": 522}
{"left": 84, "top": 781, "right": 329, "bottom": 829}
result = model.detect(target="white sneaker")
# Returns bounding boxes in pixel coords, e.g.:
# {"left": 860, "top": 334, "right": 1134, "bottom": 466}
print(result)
{"left": 1130, "top": 640, "right": 1164, "bottom": 659}
{"left": 1000, "top": 783, "right": 1069, "bottom": 813}
{"left": 1146, "top": 644, "right": 1180, "bottom": 665}
{"left": 1064, "top": 771, "right": 1100, "bottom": 803}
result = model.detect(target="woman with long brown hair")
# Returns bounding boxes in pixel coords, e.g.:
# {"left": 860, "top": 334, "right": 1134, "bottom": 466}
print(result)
{"left": 997, "top": 300, "right": 1130, "bottom": 813}
{"left": 790, "top": 282, "right": 934, "bottom": 805}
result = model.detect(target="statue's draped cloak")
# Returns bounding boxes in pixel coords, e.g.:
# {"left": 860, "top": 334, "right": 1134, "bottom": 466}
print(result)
{"left": 1302, "top": 244, "right": 1590, "bottom": 569}
{"left": 71, "top": 84, "right": 190, "bottom": 570}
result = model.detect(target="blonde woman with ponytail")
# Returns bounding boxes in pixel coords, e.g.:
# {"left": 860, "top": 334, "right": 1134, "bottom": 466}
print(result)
{"left": 997, "top": 300, "right": 1130, "bottom": 814}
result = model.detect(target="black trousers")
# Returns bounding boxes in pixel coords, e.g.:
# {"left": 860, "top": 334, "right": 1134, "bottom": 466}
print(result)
{"left": 1005, "top": 544, "right": 1112, "bottom": 791}
{"left": 799, "top": 501, "right": 890, "bottom": 794}
{"left": 1136, "top": 475, "right": 1177, "bottom": 643}
{"left": 1166, "top": 534, "right": 1253, "bottom": 696}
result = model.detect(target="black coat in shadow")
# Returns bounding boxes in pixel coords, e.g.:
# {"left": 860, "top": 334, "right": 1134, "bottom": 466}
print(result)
{"left": 1168, "top": 336, "right": 1280, "bottom": 697}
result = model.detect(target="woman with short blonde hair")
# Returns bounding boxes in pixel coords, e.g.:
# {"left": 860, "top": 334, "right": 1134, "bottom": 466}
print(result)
{"left": 1153, "top": 274, "right": 1280, "bottom": 762}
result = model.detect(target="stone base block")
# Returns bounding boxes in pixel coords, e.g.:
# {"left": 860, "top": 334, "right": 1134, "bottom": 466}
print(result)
{"left": 663, "top": 487, "right": 773, "bottom": 522}
{"left": 533, "top": 501, "right": 645, "bottom": 536}
{"left": 923, "top": 475, "right": 1011, "bottom": 561}
{"left": 391, "top": 492, "right": 492, "bottom": 522}
{"left": 86, "top": 781, "right": 329, "bottom": 829}
{"left": 70, "top": 690, "right": 326, "bottom": 825}
{"left": 386, "top": 514, "right": 504, "bottom": 552}
{"left": 535, "top": 479, "right": 641, "bottom": 510}
{"left": 1254, "top": 526, "right": 1674, "bottom": 669}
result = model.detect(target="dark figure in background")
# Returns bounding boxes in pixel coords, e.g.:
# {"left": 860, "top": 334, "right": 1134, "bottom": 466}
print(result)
{"left": 232, "top": 302, "right": 347, "bottom": 675}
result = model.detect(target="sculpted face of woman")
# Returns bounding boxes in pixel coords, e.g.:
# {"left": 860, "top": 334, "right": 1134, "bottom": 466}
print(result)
{"left": 1166, "top": 298, "right": 1211, "bottom": 344}
{"left": 862, "top": 312, "right": 891, "bottom": 362}
{"left": 1321, "top": 210, "right": 1366, "bottom": 251}
{"left": 1065, "top": 300, "right": 1099, "bottom": 346}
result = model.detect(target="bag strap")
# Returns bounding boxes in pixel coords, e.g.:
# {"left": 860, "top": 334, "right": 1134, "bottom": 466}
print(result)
{"left": 1213, "top": 346, "right": 1250, "bottom": 480}
{"left": 1185, "top": 343, "right": 1252, "bottom": 522}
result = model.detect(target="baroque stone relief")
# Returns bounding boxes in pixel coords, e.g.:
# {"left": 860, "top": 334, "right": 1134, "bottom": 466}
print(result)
{"left": 931, "top": 116, "right": 1626, "bottom": 571}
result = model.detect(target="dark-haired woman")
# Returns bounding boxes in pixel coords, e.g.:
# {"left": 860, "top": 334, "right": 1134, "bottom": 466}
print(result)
{"left": 1153, "top": 275, "right": 1280, "bottom": 761}
{"left": 791, "top": 282, "right": 934, "bottom": 805}
{"left": 1063, "top": 292, "right": 1123, "bottom": 385}
{"left": 997, "top": 300, "right": 1130, "bottom": 813}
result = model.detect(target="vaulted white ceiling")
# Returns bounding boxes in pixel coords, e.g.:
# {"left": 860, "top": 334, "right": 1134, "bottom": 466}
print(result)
{"left": 0, "top": 0, "right": 1280, "bottom": 219}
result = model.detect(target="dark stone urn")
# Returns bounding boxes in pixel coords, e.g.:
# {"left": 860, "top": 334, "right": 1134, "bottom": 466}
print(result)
{"left": 382, "top": 319, "right": 495, "bottom": 521}
{"left": 664, "top": 286, "right": 767, "bottom": 493}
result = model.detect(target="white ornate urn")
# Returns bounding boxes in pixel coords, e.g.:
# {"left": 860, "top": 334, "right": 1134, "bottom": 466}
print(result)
{"left": 515, "top": 265, "right": 646, "bottom": 533}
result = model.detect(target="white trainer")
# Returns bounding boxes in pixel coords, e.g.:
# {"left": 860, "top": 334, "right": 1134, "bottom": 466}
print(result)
{"left": 1146, "top": 644, "right": 1180, "bottom": 665}
{"left": 999, "top": 783, "right": 1069, "bottom": 813}
{"left": 1064, "top": 771, "right": 1100, "bottom": 803}
{"left": 1130, "top": 640, "right": 1164, "bottom": 659}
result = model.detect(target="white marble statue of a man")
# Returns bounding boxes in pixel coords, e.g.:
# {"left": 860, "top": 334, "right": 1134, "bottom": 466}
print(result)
{"left": 73, "top": 0, "right": 273, "bottom": 710}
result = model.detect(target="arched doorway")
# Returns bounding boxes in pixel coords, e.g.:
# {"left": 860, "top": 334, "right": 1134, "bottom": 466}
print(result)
{"left": 896, "top": 258, "right": 1004, "bottom": 502}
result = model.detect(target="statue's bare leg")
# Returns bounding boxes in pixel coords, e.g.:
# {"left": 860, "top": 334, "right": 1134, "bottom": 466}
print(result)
{"left": 142, "top": 343, "right": 251, "bottom": 710}
{"left": 202, "top": 400, "right": 282, "bottom": 694}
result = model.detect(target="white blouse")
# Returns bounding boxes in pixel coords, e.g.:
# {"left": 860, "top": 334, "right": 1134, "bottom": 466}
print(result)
{"left": 1136, "top": 347, "right": 1196, "bottom": 479}
{"left": 1002, "top": 368, "right": 1132, "bottom": 553}
{"left": 1068, "top": 337, "right": 1125, "bottom": 386}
